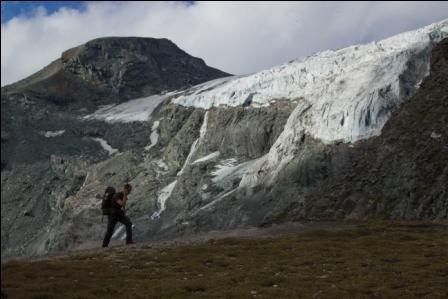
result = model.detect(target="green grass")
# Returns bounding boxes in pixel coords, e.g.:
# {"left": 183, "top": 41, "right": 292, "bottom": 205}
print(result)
{"left": 2, "top": 221, "right": 448, "bottom": 298}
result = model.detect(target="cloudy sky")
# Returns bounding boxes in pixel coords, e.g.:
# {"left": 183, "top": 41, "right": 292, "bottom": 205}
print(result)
{"left": 1, "top": 1, "right": 447, "bottom": 86}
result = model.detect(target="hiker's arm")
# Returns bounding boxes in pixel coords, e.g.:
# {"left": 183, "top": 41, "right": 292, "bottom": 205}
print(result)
{"left": 116, "top": 194, "right": 128, "bottom": 208}
{"left": 122, "top": 194, "right": 128, "bottom": 208}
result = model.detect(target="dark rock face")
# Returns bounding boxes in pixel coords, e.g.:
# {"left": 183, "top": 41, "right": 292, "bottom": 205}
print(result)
{"left": 1, "top": 37, "right": 230, "bottom": 258}
{"left": 61, "top": 37, "right": 230, "bottom": 100}
{"left": 3, "top": 37, "right": 230, "bottom": 106}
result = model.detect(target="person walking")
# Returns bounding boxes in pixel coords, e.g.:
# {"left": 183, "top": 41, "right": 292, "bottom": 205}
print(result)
{"left": 102, "top": 183, "right": 134, "bottom": 247}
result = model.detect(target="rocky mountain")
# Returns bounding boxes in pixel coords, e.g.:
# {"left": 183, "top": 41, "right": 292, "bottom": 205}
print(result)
{"left": 1, "top": 21, "right": 447, "bottom": 258}
{"left": 2, "top": 37, "right": 229, "bottom": 103}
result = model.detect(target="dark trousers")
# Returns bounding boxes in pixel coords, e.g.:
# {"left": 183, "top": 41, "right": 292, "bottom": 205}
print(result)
{"left": 102, "top": 213, "right": 133, "bottom": 247}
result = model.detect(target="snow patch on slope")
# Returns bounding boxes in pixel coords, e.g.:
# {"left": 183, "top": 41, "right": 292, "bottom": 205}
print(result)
{"left": 151, "top": 180, "right": 177, "bottom": 220}
{"left": 111, "top": 225, "right": 125, "bottom": 239}
{"left": 84, "top": 94, "right": 171, "bottom": 123}
{"left": 192, "top": 151, "right": 220, "bottom": 164}
{"left": 199, "top": 189, "right": 237, "bottom": 211}
{"left": 92, "top": 138, "right": 118, "bottom": 155}
{"left": 41, "top": 130, "right": 65, "bottom": 138}
{"left": 111, "top": 224, "right": 135, "bottom": 241}
{"left": 177, "top": 112, "right": 209, "bottom": 176}
{"left": 144, "top": 120, "right": 160, "bottom": 151}
{"left": 211, "top": 158, "right": 259, "bottom": 190}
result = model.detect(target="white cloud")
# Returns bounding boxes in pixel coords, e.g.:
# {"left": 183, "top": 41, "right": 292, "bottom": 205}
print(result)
{"left": 1, "top": 1, "right": 448, "bottom": 86}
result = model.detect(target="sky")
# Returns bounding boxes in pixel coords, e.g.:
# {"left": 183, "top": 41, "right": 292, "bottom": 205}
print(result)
{"left": 1, "top": 1, "right": 447, "bottom": 86}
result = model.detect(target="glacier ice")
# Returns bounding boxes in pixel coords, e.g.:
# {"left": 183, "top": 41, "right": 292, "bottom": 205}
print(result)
{"left": 172, "top": 20, "right": 447, "bottom": 144}
{"left": 84, "top": 94, "right": 171, "bottom": 123}
{"left": 170, "top": 20, "right": 447, "bottom": 188}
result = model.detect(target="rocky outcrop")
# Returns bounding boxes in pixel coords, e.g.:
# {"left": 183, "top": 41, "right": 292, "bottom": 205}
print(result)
{"left": 3, "top": 37, "right": 230, "bottom": 106}
{"left": 60, "top": 37, "right": 230, "bottom": 100}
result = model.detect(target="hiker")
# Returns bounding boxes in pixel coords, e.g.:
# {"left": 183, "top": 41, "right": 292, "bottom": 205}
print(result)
{"left": 102, "top": 183, "right": 134, "bottom": 247}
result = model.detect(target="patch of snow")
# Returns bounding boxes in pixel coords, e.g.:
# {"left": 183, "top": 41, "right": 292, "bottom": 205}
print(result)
{"left": 177, "top": 111, "right": 209, "bottom": 176}
{"left": 430, "top": 131, "right": 442, "bottom": 139}
{"left": 155, "top": 159, "right": 169, "bottom": 171}
{"left": 211, "top": 158, "right": 259, "bottom": 190}
{"left": 177, "top": 139, "right": 200, "bottom": 176}
{"left": 111, "top": 225, "right": 125, "bottom": 239}
{"left": 192, "top": 151, "right": 220, "bottom": 164}
{"left": 151, "top": 180, "right": 177, "bottom": 220}
{"left": 84, "top": 93, "right": 173, "bottom": 123}
{"left": 81, "top": 173, "right": 89, "bottom": 189}
{"left": 111, "top": 224, "right": 135, "bottom": 241}
{"left": 201, "top": 192, "right": 212, "bottom": 201}
{"left": 41, "top": 130, "right": 65, "bottom": 138}
{"left": 144, "top": 120, "right": 160, "bottom": 151}
{"left": 92, "top": 138, "right": 119, "bottom": 155}
{"left": 199, "top": 189, "right": 237, "bottom": 211}
{"left": 119, "top": 224, "right": 135, "bottom": 241}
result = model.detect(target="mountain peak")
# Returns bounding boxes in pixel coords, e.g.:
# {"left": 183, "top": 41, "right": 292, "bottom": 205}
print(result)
{"left": 3, "top": 36, "right": 230, "bottom": 103}
{"left": 61, "top": 36, "right": 188, "bottom": 63}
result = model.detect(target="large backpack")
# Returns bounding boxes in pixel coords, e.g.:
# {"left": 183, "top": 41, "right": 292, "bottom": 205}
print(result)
{"left": 101, "top": 186, "right": 116, "bottom": 215}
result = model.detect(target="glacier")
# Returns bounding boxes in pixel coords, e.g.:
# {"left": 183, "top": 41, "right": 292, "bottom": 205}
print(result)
{"left": 172, "top": 20, "right": 447, "bottom": 188}
{"left": 172, "top": 20, "right": 447, "bottom": 143}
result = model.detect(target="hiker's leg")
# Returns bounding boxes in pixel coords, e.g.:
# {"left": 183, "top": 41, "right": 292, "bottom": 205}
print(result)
{"left": 118, "top": 215, "right": 133, "bottom": 244}
{"left": 102, "top": 215, "right": 118, "bottom": 247}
